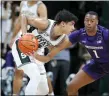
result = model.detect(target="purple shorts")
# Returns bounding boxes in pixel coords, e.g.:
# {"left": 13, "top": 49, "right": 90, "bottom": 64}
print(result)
{"left": 82, "top": 59, "right": 109, "bottom": 80}
{"left": 3, "top": 51, "right": 15, "bottom": 68}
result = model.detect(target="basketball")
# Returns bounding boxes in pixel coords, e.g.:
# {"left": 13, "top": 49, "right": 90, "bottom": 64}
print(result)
{"left": 18, "top": 33, "right": 39, "bottom": 54}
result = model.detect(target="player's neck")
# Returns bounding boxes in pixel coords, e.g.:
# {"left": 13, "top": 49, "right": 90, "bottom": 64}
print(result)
{"left": 51, "top": 25, "right": 62, "bottom": 40}
{"left": 53, "top": 25, "right": 63, "bottom": 36}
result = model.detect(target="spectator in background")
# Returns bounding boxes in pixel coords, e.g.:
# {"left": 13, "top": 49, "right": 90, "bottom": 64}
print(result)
{"left": 1, "top": 51, "right": 15, "bottom": 95}
{"left": 49, "top": 49, "right": 71, "bottom": 96}
{"left": 1, "top": 1, "right": 12, "bottom": 57}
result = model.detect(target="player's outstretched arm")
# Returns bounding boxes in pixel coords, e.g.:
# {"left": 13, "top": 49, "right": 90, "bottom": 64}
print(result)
{"left": 33, "top": 36, "right": 73, "bottom": 63}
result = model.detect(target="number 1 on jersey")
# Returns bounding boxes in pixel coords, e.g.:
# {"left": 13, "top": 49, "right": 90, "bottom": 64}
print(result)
{"left": 93, "top": 50, "right": 100, "bottom": 58}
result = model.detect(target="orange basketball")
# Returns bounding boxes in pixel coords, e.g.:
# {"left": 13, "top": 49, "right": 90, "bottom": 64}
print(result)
{"left": 18, "top": 33, "right": 38, "bottom": 54}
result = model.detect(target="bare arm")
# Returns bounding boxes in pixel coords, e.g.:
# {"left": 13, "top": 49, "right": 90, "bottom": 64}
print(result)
{"left": 37, "top": 2, "right": 47, "bottom": 19}
{"left": 10, "top": 2, "right": 23, "bottom": 48}
{"left": 9, "top": 16, "right": 21, "bottom": 48}
{"left": 33, "top": 36, "right": 73, "bottom": 63}
{"left": 11, "top": 16, "right": 21, "bottom": 38}
{"left": 20, "top": 14, "right": 28, "bottom": 35}
{"left": 26, "top": 2, "right": 48, "bottom": 31}
{"left": 21, "top": 2, "right": 48, "bottom": 33}
{"left": 11, "top": 2, "right": 23, "bottom": 39}
{"left": 27, "top": 17, "right": 49, "bottom": 31}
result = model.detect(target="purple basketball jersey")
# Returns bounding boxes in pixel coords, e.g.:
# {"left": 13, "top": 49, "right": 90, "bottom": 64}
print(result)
{"left": 69, "top": 25, "right": 109, "bottom": 63}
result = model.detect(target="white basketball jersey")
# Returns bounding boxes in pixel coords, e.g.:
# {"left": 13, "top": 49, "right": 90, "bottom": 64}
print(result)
{"left": 12, "top": 19, "right": 65, "bottom": 67}
{"left": 32, "top": 19, "right": 66, "bottom": 49}
{"left": 21, "top": 1, "right": 42, "bottom": 18}
{"left": 27, "top": 19, "right": 65, "bottom": 65}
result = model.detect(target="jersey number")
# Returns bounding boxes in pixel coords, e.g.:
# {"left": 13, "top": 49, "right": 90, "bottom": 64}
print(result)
{"left": 16, "top": 40, "right": 31, "bottom": 64}
{"left": 21, "top": 53, "right": 27, "bottom": 59}
{"left": 93, "top": 50, "right": 100, "bottom": 58}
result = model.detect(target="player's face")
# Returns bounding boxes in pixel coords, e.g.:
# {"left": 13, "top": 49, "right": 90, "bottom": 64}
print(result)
{"left": 62, "top": 21, "right": 75, "bottom": 35}
{"left": 84, "top": 14, "right": 98, "bottom": 32}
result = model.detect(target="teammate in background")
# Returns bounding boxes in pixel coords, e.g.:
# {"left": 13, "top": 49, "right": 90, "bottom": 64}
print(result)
{"left": 25, "top": 11, "right": 109, "bottom": 96}
{"left": 10, "top": 0, "right": 47, "bottom": 46}
{"left": 12, "top": 9, "right": 77, "bottom": 95}
{"left": 10, "top": 1, "right": 53, "bottom": 95}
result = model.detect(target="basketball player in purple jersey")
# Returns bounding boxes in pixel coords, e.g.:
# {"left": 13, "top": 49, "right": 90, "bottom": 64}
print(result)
{"left": 26, "top": 11, "right": 109, "bottom": 96}
{"left": 67, "top": 11, "right": 109, "bottom": 95}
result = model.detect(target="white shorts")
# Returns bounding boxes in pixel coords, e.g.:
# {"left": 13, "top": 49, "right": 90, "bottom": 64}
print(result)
{"left": 18, "top": 63, "right": 49, "bottom": 95}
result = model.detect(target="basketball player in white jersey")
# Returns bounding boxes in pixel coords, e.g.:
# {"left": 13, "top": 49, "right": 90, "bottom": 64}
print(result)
{"left": 12, "top": 9, "right": 77, "bottom": 95}
{"left": 10, "top": 1, "right": 53, "bottom": 95}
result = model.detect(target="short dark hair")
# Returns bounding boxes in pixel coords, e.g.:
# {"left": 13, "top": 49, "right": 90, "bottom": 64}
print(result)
{"left": 85, "top": 11, "right": 99, "bottom": 19}
{"left": 55, "top": 9, "right": 78, "bottom": 24}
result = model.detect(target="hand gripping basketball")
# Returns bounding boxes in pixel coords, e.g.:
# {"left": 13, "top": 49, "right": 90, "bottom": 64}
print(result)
{"left": 18, "top": 33, "right": 39, "bottom": 54}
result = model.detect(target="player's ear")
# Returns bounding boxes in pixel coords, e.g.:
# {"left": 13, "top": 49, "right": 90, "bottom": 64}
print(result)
{"left": 61, "top": 21, "right": 65, "bottom": 27}
{"left": 96, "top": 19, "right": 98, "bottom": 25}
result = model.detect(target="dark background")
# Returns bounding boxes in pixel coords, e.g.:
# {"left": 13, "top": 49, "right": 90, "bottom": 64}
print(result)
{"left": 12, "top": 1, "right": 109, "bottom": 29}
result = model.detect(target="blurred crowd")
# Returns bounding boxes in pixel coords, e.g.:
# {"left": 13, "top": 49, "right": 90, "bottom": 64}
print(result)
{"left": 0, "top": 1, "right": 109, "bottom": 96}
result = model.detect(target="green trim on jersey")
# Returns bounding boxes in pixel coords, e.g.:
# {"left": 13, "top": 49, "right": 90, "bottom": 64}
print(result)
{"left": 16, "top": 40, "right": 31, "bottom": 64}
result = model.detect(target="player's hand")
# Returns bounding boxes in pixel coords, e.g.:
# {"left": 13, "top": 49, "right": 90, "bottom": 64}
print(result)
{"left": 21, "top": 33, "right": 34, "bottom": 36}
{"left": 21, "top": 32, "right": 27, "bottom": 36}
{"left": 25, "top": 51, "right": 35, "bottom": 57}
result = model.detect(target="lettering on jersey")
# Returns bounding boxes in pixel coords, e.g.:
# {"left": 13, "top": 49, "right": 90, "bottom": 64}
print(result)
{"left": 81, "top": 40, "right": 86, "bottom": 44}
{"left": 97, "top": 40, "right": 102, "bottom": 44}
{"left": 36, "top": 35, "right": 51, "bottom": 48}
{"left": 85, "top": 45, "right": 103, "bottom": 49}
{"left": 16, "top": 40, "right": 31, "bottom": 64}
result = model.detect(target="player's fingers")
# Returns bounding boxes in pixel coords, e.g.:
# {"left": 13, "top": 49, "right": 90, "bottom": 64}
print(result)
{"left": 25, "top": 53, "right": 30, "bottom": 56}
{"left": 26, "top": 52, "right": 33, "bottom": 56}
{"left": 32, "top": 51, "right": 35, "bottom": 54}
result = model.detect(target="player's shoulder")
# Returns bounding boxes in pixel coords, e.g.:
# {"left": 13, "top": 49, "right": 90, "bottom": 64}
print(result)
{"left": 79, "top": 28, "right": 86, "bottom": 33}
{"left": 98, "top": 25, "right": 109, "bottom": 33}
{"left": 98, "top": 25, "right": 109, "bottom": 41}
